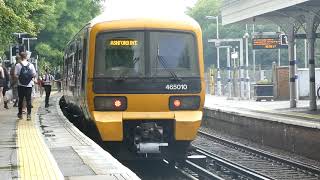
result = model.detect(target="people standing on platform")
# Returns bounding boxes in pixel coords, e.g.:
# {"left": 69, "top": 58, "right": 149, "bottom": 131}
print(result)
{"left": 42, "top": 69, "right": 55, "bottom": 108}
{"left": 55, "top": 71, "right": 62, "bottom": 92}
{"left": 37, "top": 74, "right": 44, "bottom": 97}
{"left": 30, "top": 78, "right": 36, "bottom": 108}
{"left": 0, "top": 64, "right": 4, "bottom": 105}
{"left": 2, "top": 65, "right": 10, "bottom": 109}
{"left": 15, "top": 52, "right": 37, "bottom": 120}
{"left": 10, "top": 62, "right": 19, "bottom": 107}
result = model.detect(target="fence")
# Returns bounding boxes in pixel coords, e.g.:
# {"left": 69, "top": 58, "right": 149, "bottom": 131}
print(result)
{"left": 205, "top": 67, "right": 273, "bottom": 96}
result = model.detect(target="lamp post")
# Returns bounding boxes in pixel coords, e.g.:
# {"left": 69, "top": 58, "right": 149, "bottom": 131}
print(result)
{"left": 217, "top": 46, "right": 232, "bottom": 98}
{"left": 12, "top": 32, "right": 28, "bottom": 56}
{"left": 22, "top": 37, "right": 37, "bottom": 51}
{"left": 208, "top": 38, "right": 244, "bottom": 98}
{"left": 9, "top": 44, "right": 13, "bottom": 64}
{"left": 252, "top": 25, "right": 256, "bottom": 83}
{"left": 243, "top": 24, "right": 250, "bottom": 99}
{"left": 12, "top": 32, "right": 28, "bottom": 38}
{"left": 205, "top": 15, "right": 221, "bottom": 96}
{"left": 278, "top": 26, "right": 281, "bottom": 66}
{"left": 232, "top": 47, "right": 239, "bottom": 98}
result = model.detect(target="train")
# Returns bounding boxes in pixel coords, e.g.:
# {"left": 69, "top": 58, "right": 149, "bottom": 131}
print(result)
{"left": 61, "top": 10, "right": 205, "bottom": 160}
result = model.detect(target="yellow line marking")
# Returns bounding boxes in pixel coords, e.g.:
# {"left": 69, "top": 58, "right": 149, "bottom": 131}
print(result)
{"left": 267, "top": 111, "right": 320, "bottom": 120}
{"left": 17, "top": 98, "right": 64, "bottom": 180}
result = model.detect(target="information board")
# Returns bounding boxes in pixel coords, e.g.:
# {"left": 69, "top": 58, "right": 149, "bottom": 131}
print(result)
{"left": 252, "top": 37, "right": 288, "bottom": 49}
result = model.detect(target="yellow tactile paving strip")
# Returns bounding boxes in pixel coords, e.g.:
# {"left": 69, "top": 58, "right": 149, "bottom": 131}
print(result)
{"left": 283, "top": 111, "right": 320, "bottom": 120}
{"left": 17, "top": 98, "right": 64, "bottom": 180}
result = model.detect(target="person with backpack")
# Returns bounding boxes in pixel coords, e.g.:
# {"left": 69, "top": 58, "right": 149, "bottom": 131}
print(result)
{"left": 14, "top": 52, "right": 36, "bottom": 120}
{"left": 42, "top": 69, "right": 55, "bottom": 108}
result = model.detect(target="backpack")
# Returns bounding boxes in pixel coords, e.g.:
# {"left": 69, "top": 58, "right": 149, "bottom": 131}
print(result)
{"left": 19, "top": 63, "right": 33, "bottom": 85}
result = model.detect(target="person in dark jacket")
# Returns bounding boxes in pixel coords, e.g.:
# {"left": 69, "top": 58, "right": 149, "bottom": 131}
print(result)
{"left": 0, "top": 64, "right": 4, "bottom": 106}
{"left": 2, "top": 65, "right": 10, "bottom": 109}
{"left": 10, "top": 62, "right": 19, "bottom": 107}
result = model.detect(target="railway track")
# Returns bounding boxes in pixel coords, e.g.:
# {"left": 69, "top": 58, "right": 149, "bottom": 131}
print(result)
{"left": 188, "top": 146, "right": 272, "bottom": 179}
{"left": 170, "top": 147, "right": 272, "bottom": 180}
{"left": 195, "top": 130, "right": 320, "bottom": 179}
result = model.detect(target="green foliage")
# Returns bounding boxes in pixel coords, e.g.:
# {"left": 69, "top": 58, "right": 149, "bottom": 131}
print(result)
{"left": 0, "top": 0, "right": 54, "bottom": 55}
{"left": 188, "top": 0, "right": 221, "bottom": 28}
{"left": 35, "top": 43, "right": 63, "bottom": 66}
{"left": 0, "top": 0, "right": 101, "bottom": 73}
{"left": 38, "top": 58, "right": 52, "bottom": 75}
{"left": 34, "top": 0, "right": 101, "bottom": 72}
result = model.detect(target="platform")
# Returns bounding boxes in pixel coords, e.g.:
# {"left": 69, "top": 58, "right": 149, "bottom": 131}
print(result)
{"left": 0, "top": 93, "right": 140, "bottom": 180}
{"left": 203, "top": 94, "right": 320, "bottom": 161}
{"left": 204, "top": 95, "right": 320, "bottom": 127}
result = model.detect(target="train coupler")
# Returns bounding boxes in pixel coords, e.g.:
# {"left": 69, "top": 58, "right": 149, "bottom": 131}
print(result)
{"left": 133, "top": 122, "right": 168, "bottom": 153}
{"left": 136, "top": 142, "right": 168, "bottom": 153}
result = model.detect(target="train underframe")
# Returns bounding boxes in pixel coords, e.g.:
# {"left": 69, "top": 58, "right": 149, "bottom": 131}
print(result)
{"left": 105, "top": 120, "right": 191, "bottom": 160}
{"left": 60, "top": 96, "right": 192, "bottom": 161}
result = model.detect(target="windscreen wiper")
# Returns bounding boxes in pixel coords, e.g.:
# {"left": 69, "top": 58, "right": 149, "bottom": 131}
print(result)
{"left": 113, "top": 57, "right": 140, "bottom": 81}
{"left": 156, "top": 55, "right": 182, "bottom": 82}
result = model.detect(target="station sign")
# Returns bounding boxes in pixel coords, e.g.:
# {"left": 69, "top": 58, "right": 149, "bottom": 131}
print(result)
{"left": 252, "top": 35, "right": 288, "bottom": 49}
{"left": 231, "top": 52, "right": 238, "bottom": 59}
{"left": 215, "top": 40, "right": 221, "bottom": 47}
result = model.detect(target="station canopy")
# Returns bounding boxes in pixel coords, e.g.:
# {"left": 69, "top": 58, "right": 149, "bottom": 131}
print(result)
{"left": 221, "top": 0, "right": 320, "bottom": 25}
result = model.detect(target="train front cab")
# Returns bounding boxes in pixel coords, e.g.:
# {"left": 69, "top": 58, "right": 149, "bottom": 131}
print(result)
{"left": 87, "top": 19, "right": 205, "bottom": 159}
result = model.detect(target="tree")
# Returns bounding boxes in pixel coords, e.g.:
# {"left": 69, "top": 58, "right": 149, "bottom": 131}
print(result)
{"left": 0, "top": 0, "right": 54, "bottom": 55}
{"left": 35, "top": 0, "right": 101, "bottom": 69}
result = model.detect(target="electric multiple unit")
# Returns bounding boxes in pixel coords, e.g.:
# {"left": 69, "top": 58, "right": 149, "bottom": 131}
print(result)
{"left": 62, "top": 12, "right": 205, "bottom": 160}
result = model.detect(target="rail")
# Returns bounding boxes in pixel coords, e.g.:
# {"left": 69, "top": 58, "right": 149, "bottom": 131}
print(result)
{"left": 197, "top": 130, "right": 320, "bottom": 179}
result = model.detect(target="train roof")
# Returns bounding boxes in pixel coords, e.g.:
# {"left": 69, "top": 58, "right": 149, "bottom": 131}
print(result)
{"left": 89, "top": 9, "right": 200, "bottom": 29}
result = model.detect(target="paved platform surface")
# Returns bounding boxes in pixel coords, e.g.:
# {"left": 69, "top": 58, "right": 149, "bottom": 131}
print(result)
{"left": 0, "top": 93, "right": 140, "bottom": 180}
{"left": 205, "top": 95, "right": 320, "bottom": 128}
{"left": 0, "top": 99, "right": 19, "bottom": 179}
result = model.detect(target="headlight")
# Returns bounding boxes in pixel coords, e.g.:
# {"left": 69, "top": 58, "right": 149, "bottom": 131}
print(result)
{"left": 169, "top": 96, "right": 200, "bottom": 110}
{"left": 94, "top": 96, "right": 127, "bottom": 111}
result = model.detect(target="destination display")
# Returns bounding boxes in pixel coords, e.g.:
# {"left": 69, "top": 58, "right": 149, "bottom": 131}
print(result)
{"left": 109, "top": 39, "right": 138, "bottom": 46}
{"left": 252, "top": 36, "right": 288, "bottom": 49}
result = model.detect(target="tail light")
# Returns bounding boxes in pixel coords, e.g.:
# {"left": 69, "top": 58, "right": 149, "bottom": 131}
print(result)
{"left": 94, "top": 96, "right": 127, "bottom": 111}
{"left": 173, "top": 99, "right": 181, "bottom": 108}
{"left": 169, "top": 96, "right": 200, "bottom": 110}
{"left": 113, "top": 99, "right": 122, "bottom": 108}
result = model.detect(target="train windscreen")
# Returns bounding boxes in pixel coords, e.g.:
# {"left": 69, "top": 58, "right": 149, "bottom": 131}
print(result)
{"left": 150, "top": 31, "right": 199, "bottom": 78}
{"left": 94, "top": 31, "right": 145, "bottom": 78}
{"left": 94, "top": 31, "right": 199, "bottom": 79}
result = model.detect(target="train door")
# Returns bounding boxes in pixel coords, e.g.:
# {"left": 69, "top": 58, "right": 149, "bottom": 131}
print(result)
{"left": 63, "top": 53, "right": 69, "bottom": 96}
{"left": 67, "top": 52, "right": 75, "bottom": 97}
{"left": 80, "top": 28, "right": 90, "bottom": 119}
{"left": 74, "top": 40, "right": 82, "bottom": 99}
{"left": 73, "top": 40, "right": 79, "bottom": 98}
{"left": 80, "top": 29, "right": 88, "bottom": 95}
